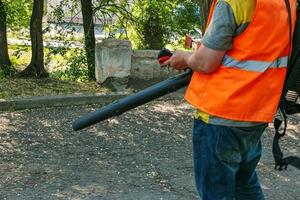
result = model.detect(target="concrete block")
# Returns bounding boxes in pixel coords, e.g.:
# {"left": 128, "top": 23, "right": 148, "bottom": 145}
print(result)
{"left": 95, "top": 39, "right": 132, "bottom": 83}
{"left": 131, "top": 50, "right": 179, "bottom": 80}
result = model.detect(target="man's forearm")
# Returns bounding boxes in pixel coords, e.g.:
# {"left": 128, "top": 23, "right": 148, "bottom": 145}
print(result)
{"left": 184, "top": 52, "right": 206, "bottom": 72}
{"left": 185, "top": 44, "right": 226, "bottom": 73}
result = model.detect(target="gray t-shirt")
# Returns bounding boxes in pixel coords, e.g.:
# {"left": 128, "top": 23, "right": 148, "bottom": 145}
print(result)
{"left": 202, "top": 0, "right": 254, "bottom": 50}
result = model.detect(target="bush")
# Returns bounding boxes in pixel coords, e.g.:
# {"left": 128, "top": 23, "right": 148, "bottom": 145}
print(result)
{"left": 50, "top": 48, "right": 89, "bottom": 82}
{"left": 123, "top": 0, "right": 200, "bottom": 50}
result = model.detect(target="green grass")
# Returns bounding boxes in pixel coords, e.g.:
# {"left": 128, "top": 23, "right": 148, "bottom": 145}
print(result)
{"left": 1, "top": 41, "right": 111, "bottom": 100}
{"left": 8, "top": 44, "right": 72, "bottom": 72}
{"left": 2, "top": 32, "right": 119, "bottom": 99}
{"left": 0, "top": 77, "right": 109, "bottom": 99}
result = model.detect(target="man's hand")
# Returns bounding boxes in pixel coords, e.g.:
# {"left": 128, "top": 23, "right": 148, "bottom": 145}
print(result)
{"left": 161, "top": 43, "right": 226, "bottom": 73}
{"left": 162, "top": 50, "right": 191, "bottom": 71}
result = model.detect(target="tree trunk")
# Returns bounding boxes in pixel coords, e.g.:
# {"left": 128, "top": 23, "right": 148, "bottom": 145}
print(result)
{"left": 0, "top": 0, "right": 12, "bottom": 71}
{"left": 21, "top": 0, "right": 48, "bottom": 77}
{"left": 196, "top": 0, "right": 213, "bottom": 32}
{"left": 80, "top": 0, "right": 96, "bottom": 81}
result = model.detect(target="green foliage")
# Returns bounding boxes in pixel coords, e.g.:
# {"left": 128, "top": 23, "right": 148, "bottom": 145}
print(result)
{"left": 49, "top": 48, "right": 89, "bottom": 82}
{"left": 8, "top": 44, "right": 31, "bottom": 71}
{"left": 124, "top": 0, "right": 200, "bottom": 50}
{"left": 3, "top": 0, "right": 203, "bottom": 82}
{"left": 3, "top": 0, "right": 32, "bottom": 30}
{"left": 44, "top": 0, "right": 89, "bottom": 82}
{"left": 61, "top": 49, "right": 89, "bottom": 82}
{"left": 126, "top": 0, "right": 171, "bottom": 49}
{"left": 8, "top": 43, "right": 89, "bottom": 82}
{"left": 92, "top": 0, "right": 134, "bottom": 39}
{"left": 171, "top": 1, "right": 201, "bottom": 36}
{"left": 0, "top": 64, "right": 17, "bottom": 77}
{"left": 142, "top": 3, "right": 170, "bottom": 49}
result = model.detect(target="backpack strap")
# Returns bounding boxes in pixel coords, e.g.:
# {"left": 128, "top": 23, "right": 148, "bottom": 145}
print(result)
{"left": 272, "top": 0, "right": 300, "bottom": 170}
{"left": 272, "top": 0, "right": 292, "bottom": 170}
{"left": 287, "top": 0, "right": 300, "bottom": 76}
{"left": 273, "top": 108, "right": 288, "bottom": 170}
{"left": 285, "top": 0, "right": 292, "bottom": 59}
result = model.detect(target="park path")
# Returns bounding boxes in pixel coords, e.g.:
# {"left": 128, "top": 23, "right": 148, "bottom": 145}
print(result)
{"left": 0, "top": 99, "right": 299, "bottom": 200}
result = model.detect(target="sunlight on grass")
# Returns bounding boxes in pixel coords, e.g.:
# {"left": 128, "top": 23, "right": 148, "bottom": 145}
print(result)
{"left": 1, "top": 43, "right": 108, "bottom": 99}
{"left": 0, "top": 78, "right": 109, "bottom": 99}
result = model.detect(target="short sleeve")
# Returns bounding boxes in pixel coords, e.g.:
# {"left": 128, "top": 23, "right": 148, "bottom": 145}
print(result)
{"left": 201, "top": 1, "right": 237, "bottom": 51}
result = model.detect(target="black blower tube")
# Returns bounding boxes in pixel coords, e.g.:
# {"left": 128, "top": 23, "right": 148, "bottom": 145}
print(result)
{"left": 72, "top": 70, "right": 192, "bottom": 131}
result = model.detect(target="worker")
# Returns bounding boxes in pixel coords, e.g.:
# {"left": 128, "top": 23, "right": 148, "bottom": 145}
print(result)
{"left": 162, "top": 0, "right": 296, "bottom": 199}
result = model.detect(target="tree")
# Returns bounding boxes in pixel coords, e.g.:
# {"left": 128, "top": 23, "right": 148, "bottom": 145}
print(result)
{"left": 80, "top": 0, "right": 96, "bottom": 81}
{"left": 79, "top": 0, "right": 133, "bottom": 80}
{"left": 124, "top": 0, "right": 201, "bottom": 49}
{"left": 93, "top": 0, "right": 133, "bottom": 38}
{"left": 142, "top": 4, "right": 169, "bottom": 49}
{"left": 6, "top": 0, "right": 31, "bottom": 30}
{"left": 21, "top": 0, "right": 48, "bottom": 77}
{"left": 171, "top": 0, "right": 201, "bottom": 36}
{"left": 0, "top": 0, "right": 12, "bottom": 73}
{"left": 195, "top": 0, "right": 212, "bottom": 32}
{"left": 127, "top": 0, "right": 174, "bottom": 49}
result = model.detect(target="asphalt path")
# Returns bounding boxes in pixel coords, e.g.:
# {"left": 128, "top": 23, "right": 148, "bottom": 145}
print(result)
{"left": 0, "top": 98, "right": 299, "bottom": 200}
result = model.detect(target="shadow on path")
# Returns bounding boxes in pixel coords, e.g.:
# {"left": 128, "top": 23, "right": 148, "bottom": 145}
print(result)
{"left": 0, "top": 98, "right": 299, "bottom": 199}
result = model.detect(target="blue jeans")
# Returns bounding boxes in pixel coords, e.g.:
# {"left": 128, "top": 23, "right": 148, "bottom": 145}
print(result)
{"left": 192, "top": 119, "right": 267, "bottom": 200}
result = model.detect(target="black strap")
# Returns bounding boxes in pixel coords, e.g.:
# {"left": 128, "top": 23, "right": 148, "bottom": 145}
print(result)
{"left": 272, "top": 0, "right": 291, "bottom": 171}
{"left": 281, "top": 0, "right": 294, "bottom": 93}
{"left": 285, "top": 0, "right": 292, "bottom": 58}
{"left": 286, "top": 103, "right": 300, "bottom": 114}
{"left": 272, "top": 0, "right": 300, "bottom": 171}
{"left": 288, "top": 1, "right": 300, "bottom": 69}
{"left": 273, "top": 108, "right": 288, "bottom": 170}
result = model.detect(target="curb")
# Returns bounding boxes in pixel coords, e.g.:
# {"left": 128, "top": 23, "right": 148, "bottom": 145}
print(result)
{"left": 0, "top": 89, "right": 186, "bottom": 112}
{"left": 0, "top": 92, "right": 129, "bottom": 111}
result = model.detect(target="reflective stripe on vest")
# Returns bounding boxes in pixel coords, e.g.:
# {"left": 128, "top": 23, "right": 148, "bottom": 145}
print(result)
{"left": 184, "top": 0, "right": 297, "bottom": 122}
{"left": 222, "top": 55, "right": 288, "bottom": 72}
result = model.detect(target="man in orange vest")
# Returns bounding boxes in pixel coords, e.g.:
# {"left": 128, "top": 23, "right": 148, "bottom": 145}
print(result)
{"left": 163, "top": 0, "right": 296, "bottom": 199}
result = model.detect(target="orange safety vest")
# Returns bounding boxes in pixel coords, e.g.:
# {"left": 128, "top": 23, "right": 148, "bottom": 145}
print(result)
{"left": 185, "top": 0, "right": 296, "bottom": 123}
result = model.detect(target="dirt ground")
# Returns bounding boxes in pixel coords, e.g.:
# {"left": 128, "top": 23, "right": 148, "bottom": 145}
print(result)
{"left": 0, "top": 98, "right": 299, "bottom": 200}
